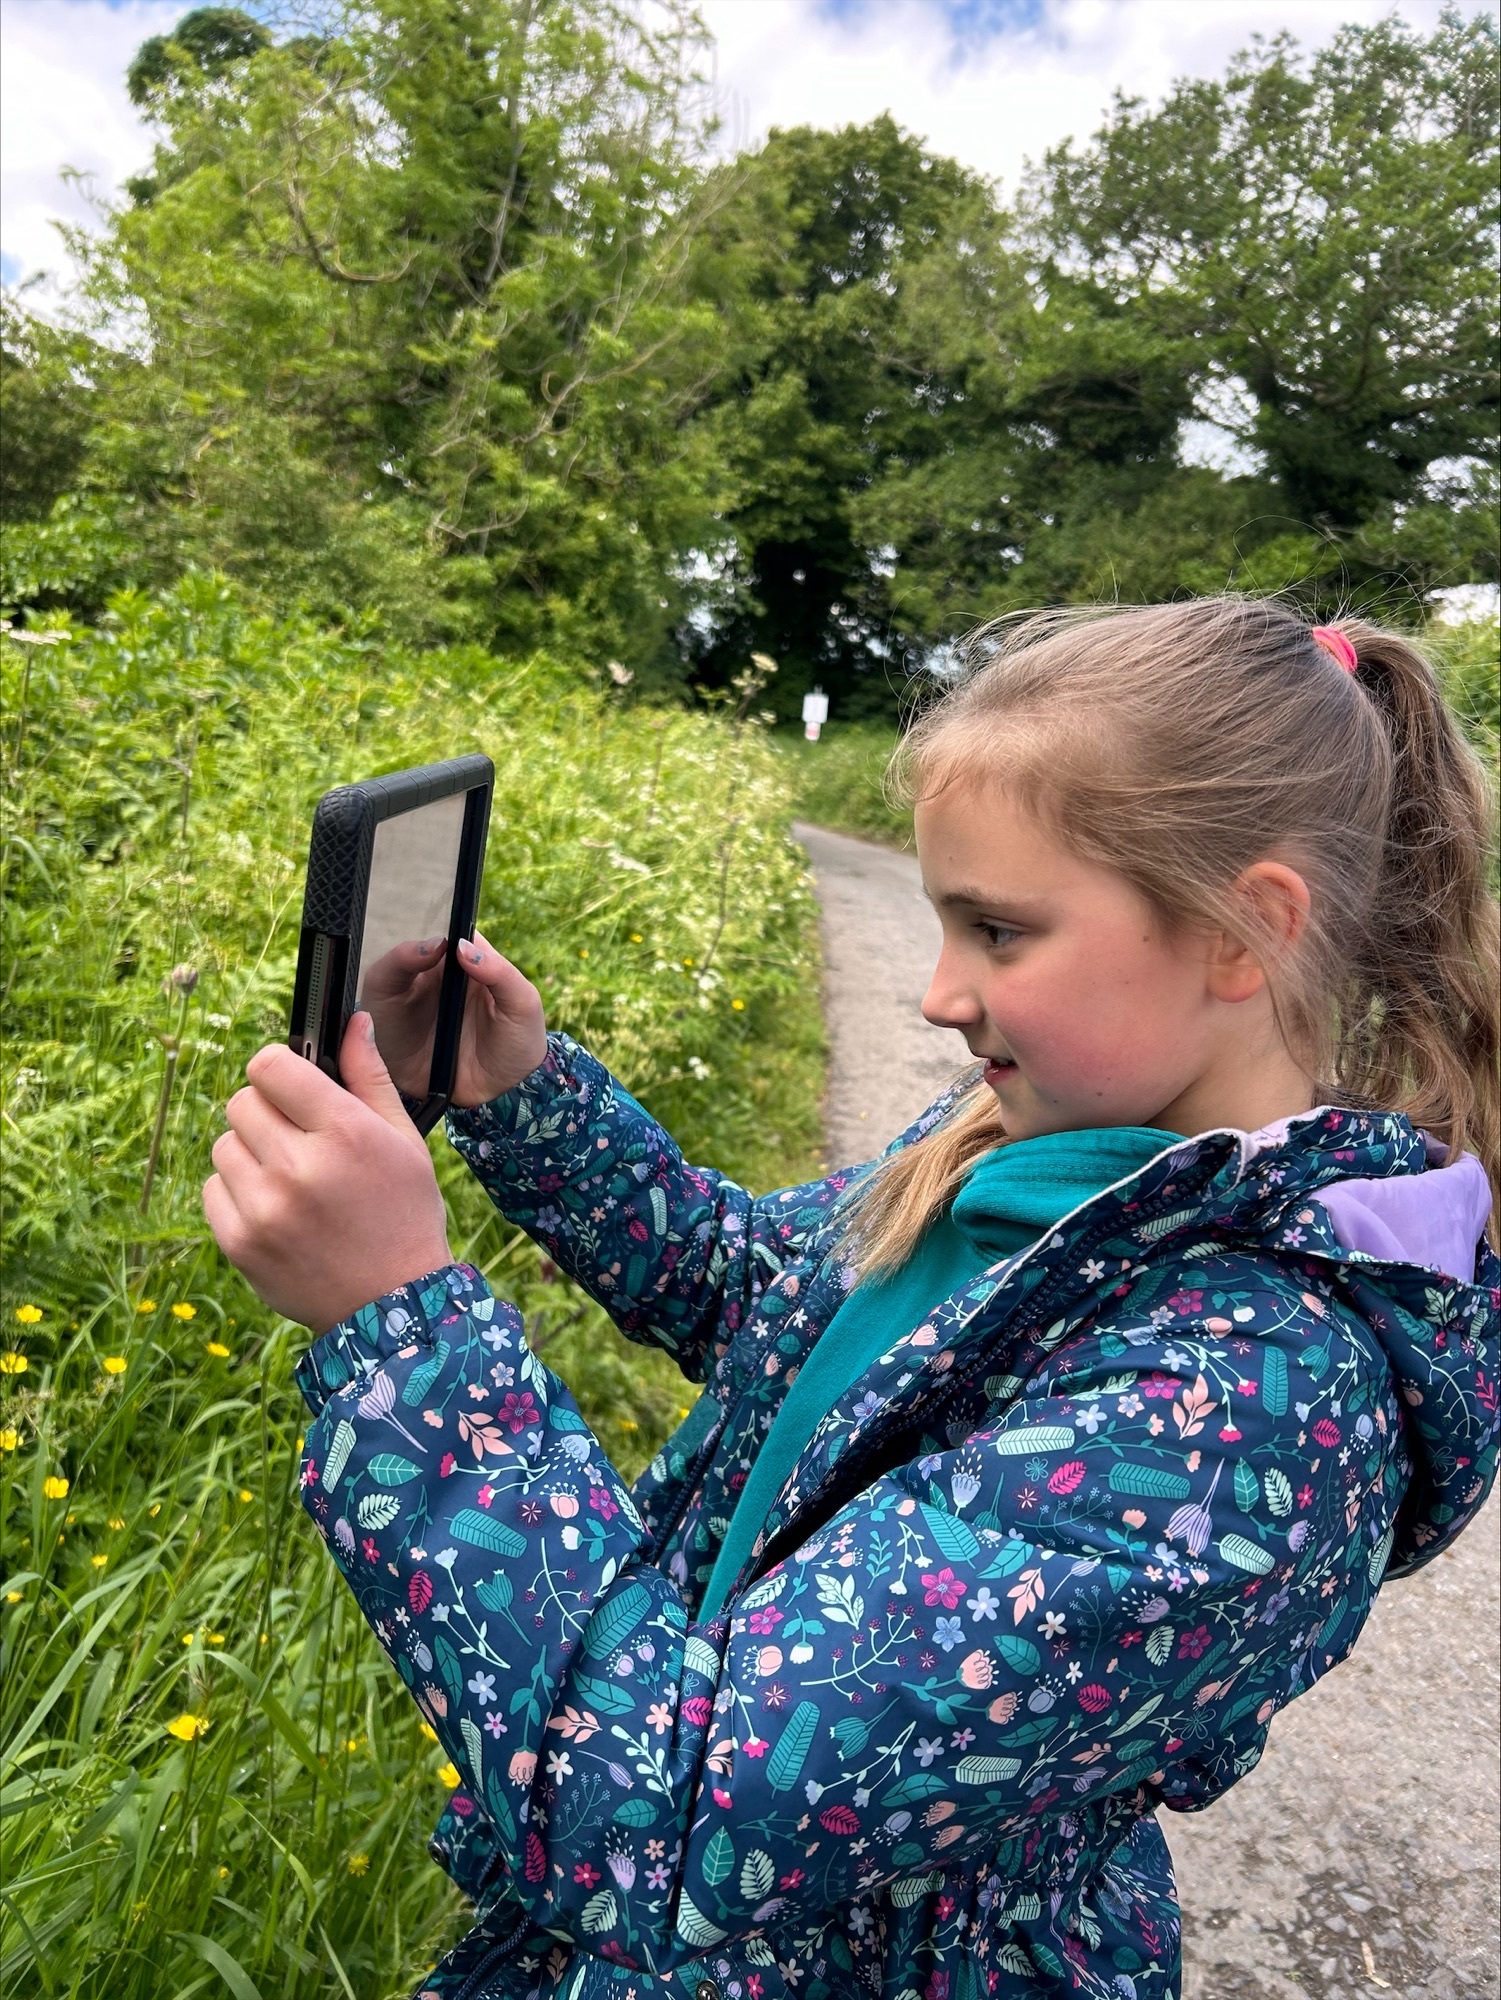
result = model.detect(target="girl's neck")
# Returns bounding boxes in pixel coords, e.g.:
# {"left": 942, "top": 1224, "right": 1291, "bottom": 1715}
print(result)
{"left": 1150, "top": 1040, "right": 1317, "bottom": 1140}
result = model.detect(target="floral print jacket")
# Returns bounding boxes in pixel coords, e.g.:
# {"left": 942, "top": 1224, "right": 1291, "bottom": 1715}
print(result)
{"left": 295, "top": 1035, "right": 1499, "bottom": 2000}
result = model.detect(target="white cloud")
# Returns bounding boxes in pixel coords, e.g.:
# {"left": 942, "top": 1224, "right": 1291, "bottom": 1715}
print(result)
{"left": 700, "top": 0, "right": 1462, "bottom": 195}
{"left": 0, "top": 0, "right": 1479, "bottom": 303}
{"left": 1, "top": 0, "right": 179, "bottom": 297}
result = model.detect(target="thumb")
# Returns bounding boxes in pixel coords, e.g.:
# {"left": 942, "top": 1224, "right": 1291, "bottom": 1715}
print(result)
{"left": 338, "top": 1012, "right": 414, "bottom": 1131}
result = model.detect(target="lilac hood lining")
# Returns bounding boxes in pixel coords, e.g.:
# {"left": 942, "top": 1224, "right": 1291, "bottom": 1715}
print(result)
{"left": 1237, "top": 1110, "right": 1492, "bottom": 1284}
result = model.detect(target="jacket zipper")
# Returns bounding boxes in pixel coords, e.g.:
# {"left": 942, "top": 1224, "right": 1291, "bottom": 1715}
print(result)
{"left": 452, "top": 1908, "right": 532, "bottom": 2000}
{"left": 749, "top": 1152, "right": 1232, "bottom": 1580}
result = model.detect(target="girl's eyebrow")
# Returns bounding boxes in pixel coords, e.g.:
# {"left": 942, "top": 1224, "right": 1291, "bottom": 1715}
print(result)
{"left": 928, "top": 884, "right": 1049, "bottom": 919}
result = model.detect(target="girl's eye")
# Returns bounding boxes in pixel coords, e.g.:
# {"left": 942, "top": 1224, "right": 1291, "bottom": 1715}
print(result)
{"left": 976, "top": 921, "right": 1022, "bottom": 949}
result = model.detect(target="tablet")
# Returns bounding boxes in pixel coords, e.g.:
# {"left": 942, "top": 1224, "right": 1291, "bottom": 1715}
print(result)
{"left": 288, "top": 754, "right": 494, "bottom": 1132}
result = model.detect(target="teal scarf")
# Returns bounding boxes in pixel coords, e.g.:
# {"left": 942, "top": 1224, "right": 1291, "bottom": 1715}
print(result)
{"left": 700, "top": 1125, "right": 1184, "bottom": 1619}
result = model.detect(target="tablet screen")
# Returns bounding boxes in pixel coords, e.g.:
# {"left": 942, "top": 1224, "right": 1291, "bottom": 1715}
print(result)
{"left": 355, "top": 790, "right": 467, "bottom": 1075}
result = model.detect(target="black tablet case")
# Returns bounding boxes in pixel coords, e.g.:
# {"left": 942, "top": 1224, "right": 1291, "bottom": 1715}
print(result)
{"left": 288, "top": 753, "right": 493, "bottom": 1132}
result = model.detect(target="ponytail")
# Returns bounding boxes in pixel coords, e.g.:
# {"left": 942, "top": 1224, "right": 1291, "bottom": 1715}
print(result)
{"left": 1333, "top": 621, "right": 1500, "bottom": 1221}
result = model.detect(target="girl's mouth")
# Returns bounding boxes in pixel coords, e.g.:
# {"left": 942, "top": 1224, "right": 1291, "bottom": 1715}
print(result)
{"left": 983, "top": 1058, "right": 1018, "bottom": 1085}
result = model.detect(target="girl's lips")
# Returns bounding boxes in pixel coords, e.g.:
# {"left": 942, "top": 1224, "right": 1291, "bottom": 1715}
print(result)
{"left": 982, "top": 1058, "right": 1018, "bottom": 1085}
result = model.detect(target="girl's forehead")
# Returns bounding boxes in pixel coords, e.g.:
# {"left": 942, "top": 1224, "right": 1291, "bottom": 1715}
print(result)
{"left": 914, "top": 783, "right": 1138, "bottom": 912}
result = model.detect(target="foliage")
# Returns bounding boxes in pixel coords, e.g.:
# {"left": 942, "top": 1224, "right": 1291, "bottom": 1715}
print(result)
{"left": 1039, "top": 10, "right": 1499, "bottom": 593}
{"left": 0, "top": 580, "right": 825, "bottom": 1998}
{"left": 5, "top": 8, "right": 1493, "bottom": 710}
{"left": 80, "top": 0, "right": 729, "bottom": 667}
{"left": 775, "top": 722, "right": 910, "bottom": 847}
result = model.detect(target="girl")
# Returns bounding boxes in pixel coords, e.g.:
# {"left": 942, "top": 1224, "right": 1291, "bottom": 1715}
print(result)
{"left": 206, "top": 597, "right": 1500, "bottom": 2000}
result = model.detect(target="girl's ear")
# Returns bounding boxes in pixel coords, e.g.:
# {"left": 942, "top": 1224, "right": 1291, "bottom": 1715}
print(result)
{"left": 1207, "top": 861, "right": 1312, "bottom": 1005}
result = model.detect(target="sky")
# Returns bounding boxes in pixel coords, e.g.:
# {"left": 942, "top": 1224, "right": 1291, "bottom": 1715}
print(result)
{"left": 4, "top": 0, "right": 1487, "bottom": 298}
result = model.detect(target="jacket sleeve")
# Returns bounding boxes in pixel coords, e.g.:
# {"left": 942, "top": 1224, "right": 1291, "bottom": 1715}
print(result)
{"left": 444, "top": 1032, "right": 845, "bottom": 1384}
{"left": 297, "top": 1259, "right": 1401, "bottom": 1973}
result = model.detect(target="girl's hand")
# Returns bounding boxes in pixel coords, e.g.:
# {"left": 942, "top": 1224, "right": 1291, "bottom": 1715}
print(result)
{"left": 449, "top": 930, "right": 549, "bottom": 1108}
{"left": 203, "top": 1012, "right": 453, "bottom": 1331}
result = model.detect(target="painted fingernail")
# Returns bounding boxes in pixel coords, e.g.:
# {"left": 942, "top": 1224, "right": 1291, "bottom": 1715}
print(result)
{"left": 468, "top": 945, "right": 484, "bottom": 964}
{"left": 416, "top": 936, "right": 444, "bottom": 953}
{"left": 363, "top": 1012, "right": 376, "bottom": 1042}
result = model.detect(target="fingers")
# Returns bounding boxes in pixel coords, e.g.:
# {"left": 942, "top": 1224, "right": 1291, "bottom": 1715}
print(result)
{"left": 224, "top": 1081, "right": 303, "bottom": 1168}
{"left": 337, "top": 1011, "right": 418, "bottom": 1133}
{"left": 456, "top": 930, "right": 507, "bottom": 986}
{"left": 247, "top": 1040, "right": 345, "bottom": 1128}
{"left": 210, "top": 1126, "right": 262, "bottom": 1202}
{"left": 360, "top": 936, "right": 447, "bottom": 1002}
{"left": 202, "top": 1171, "right": 242, "bottom": 1258}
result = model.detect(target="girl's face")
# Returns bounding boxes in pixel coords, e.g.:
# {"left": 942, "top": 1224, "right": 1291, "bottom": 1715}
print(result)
{"left": 915, "top": 777, "right": 1311, "bottom": 1141}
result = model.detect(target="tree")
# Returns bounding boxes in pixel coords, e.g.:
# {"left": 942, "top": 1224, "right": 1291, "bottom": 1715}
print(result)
{"left": 1040, "top": 10, "right": 1499, "bottom": 583}
{"left": 81, "top": 0, "right": 733, "bottom": 667}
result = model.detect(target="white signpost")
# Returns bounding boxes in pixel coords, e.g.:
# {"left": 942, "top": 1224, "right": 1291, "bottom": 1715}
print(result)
{"left": 802, "top": 687, "right": 830, "bottom": 741}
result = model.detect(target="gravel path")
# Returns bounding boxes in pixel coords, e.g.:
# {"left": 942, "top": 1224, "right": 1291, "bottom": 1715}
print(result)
{"left": 794, "top": 820, "right": 1500, "bottom": 2000}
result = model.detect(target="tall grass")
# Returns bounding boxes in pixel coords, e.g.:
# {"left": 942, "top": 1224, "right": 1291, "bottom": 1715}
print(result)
{"left": 0, "top": 578, "right": 825, "bottom": 1999}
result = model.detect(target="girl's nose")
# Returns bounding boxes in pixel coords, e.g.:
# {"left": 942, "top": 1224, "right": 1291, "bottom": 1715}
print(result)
{"left": 922, "top": 944, "right": 984, "bottom": 1033}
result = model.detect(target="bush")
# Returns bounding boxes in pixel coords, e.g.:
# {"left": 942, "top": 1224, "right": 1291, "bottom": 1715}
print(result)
{"left": 774, "top": 721, "right": 910, "bottom": 846}
{"left": 0, "top": 578, "right": 825, "bottom": 1997}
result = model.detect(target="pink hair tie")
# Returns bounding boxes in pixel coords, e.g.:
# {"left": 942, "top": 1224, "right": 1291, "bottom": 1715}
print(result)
{"left": 1310, "top": 625, "right": 1358, "bottom": 674}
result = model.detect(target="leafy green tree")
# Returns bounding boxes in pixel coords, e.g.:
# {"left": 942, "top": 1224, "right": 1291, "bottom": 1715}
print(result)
{"left": 0, "top": 298, "right": 101, "bottom": 524}
{"left": 78, "top": 0, "right": 732, "bottom": 666}
{"left": 686, "top": 117, "right": 991, "bottom": 716}
{"left": 1039, "top": 9, "right": 1499, "bottom": 591}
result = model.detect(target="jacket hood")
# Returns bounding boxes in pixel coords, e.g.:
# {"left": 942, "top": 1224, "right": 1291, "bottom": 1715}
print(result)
{"left": 1245, "top": 1113, "right": 1492, "bottom": 1282}
{"left": 1216, "top": 1106, "right": 1498, "bottom": 1576}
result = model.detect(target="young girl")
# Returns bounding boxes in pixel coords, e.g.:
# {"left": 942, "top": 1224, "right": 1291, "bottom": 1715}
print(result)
{"left": 206, "top": 597, "right": 1499, "bottom": 2000}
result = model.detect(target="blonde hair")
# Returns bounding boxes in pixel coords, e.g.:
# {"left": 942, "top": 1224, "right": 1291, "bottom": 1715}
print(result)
{"left": 844, "top": 598, "right": 1500, "bottom": 1276}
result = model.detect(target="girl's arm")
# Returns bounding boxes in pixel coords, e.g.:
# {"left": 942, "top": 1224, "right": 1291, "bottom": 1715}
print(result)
{"left": 447, "top": 1032, "right": 835, "bottom": 1384}
{"left": 300, "top": 1261, "right": 1400, "bottom": 1970}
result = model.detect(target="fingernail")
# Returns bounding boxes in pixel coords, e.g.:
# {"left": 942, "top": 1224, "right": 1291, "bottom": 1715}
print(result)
{"left": 416, "top": 935, "right": 444, "bottom": 953}
{"left": 363, "top": 1013, "right": 376, "bottom": 1042}
{"left": 467, "top": 945, "right": 484, "bottom": 964}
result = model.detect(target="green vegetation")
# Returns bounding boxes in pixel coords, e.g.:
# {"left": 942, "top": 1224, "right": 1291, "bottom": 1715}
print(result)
{"left": 0, "top": 585, "right": 824, "bottom": 1998}
{"left": 777, "top": 724, "right": 910, "bottom": 848}
{"left": 3, "top": 5, "right": 1496, "bottom": 717}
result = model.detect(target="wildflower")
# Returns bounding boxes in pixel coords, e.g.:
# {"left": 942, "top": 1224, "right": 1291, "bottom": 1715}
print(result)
{"left": 92, "top": 1554, "right": 109, "bottom": 1568}
{"left": 0, "top": 1352, "right": 28, "bottom": 1375}
{"left": 43, "top": 1475, "right": 69, "bottom": 1500}
{"left": 437, "top": 1761, "right": 462, "bottom": 1788}
{"left": 166, "top": 1713, "right": 210, "bottom": 1742}
{"left": 4, "top": 1591, "right": 21, "bottom": 1604}
{"left": 238, "top": 1489, "right": 253, "bottom": 1503}
{"left": 137, "top": 1300, "right": 157, "bottom": 1314}
{"left": 731, "top": 998, "right": 746, "bottom": 1011}
{"left": 109, "top": 1516, "right": 124, "bottom": 1530}
{"left": 419, "top": 1722, "right": 439, "bottom": 1743}
{"left": 14, "top": 1305, "right": 42, "bottom": 1324}
{"left": 0, "top": 1429, "right": 18, "bottom": 1452}
{"left": 206, "top": 1633, "right": 224, "bottom": 1646}
{"left": 205, "top": 1341, "right": 231, "bottom": 1359}
{"left": 182, "top": 1632, "right": 196, "bottom": 1645}
{"left": 218, "top": 1865, "right": 230, "bottom": 1879}
{"left": 163, "top": 963, "right": 199, "bottom": 997}
{"left": 347, "top": 1853, "right": 370, "bottom": 1876}
{"left": 103, "top": 1356, "right": 127, "bottom": 1375}
{"left": 629, "top": 933, "right": 643, "bottom": 943}
{"left": 171, "top": 1303, "right": 197, "bottom": 1321}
